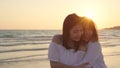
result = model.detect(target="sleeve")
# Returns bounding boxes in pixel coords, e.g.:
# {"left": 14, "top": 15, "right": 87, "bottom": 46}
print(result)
{"left": 48, "top": 42, "right": 60, "bottom": 62}
{"left": 79, "top": 42, "right": 102, "bottom": 67}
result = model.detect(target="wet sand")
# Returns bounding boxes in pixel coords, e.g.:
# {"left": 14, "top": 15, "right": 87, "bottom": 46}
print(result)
{"left": 0, "top": 45, "right": 120, "bottom": 68}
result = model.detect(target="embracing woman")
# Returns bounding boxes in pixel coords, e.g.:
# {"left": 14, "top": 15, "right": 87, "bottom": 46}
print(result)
{"left": 48, "top": 13, "right": 107, "bottom": 68}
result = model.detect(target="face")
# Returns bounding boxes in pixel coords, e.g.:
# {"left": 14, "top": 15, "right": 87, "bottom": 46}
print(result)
{"left": 69, "top": 24, "right": 83, "bottom": 42}
{"left": 83, "top": 24, "right": 93, "bottom": 42}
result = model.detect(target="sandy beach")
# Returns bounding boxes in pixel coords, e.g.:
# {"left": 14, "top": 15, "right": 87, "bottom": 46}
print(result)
{"left": 103, "top": 46, "right": 120, "bottom": 68}
{"left": 0, "top": 60, "right": 50, "bottom": 68}
{"left": 0, "top": 45, "right": 119, "bottom": 68}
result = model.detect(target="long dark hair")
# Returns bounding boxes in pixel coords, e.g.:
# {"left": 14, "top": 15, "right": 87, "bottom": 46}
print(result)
{"left": 62, "top": 13, "right": 83, "bottom": 51}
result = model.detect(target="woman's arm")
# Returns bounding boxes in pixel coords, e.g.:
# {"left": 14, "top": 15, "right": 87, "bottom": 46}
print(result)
{"left": 52, "top": 34, "right": 62, "bottom": 45}
{"left": 77, "top": 42, "right": 101, "bottom": 67}
{"left": 50, "top": 61, "right": 87, "bottom": 68}
{"left": 51, "top": 35, "right": 89, "bottom": 67}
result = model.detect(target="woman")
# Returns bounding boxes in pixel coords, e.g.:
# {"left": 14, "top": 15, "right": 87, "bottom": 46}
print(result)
{"left": 48, "top": 13, "right": 87, "bottom": 68}
{"left": 73, "top": 17, "right": 107, "bottom": 68}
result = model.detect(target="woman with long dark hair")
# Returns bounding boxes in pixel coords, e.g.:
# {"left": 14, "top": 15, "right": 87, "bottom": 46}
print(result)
{"left": 48, "top": 13, "right": 87, "bottom": 68}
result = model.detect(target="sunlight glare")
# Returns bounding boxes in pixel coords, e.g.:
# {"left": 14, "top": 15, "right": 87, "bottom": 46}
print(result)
{"left": 85, "top": 10, "right": 95, "bottom": 20}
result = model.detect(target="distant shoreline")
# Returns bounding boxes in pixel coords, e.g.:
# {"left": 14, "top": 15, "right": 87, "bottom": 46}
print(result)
{"left": 103, "top": 26, "right": 120, "bottom": 30}
{"left": 0, "top": 26, "right": 120, "bottom": 30}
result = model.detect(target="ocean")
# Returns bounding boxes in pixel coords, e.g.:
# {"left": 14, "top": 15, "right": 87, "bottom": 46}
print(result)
{"left": 0, "top": 29, "right": 120, "bottom": 68}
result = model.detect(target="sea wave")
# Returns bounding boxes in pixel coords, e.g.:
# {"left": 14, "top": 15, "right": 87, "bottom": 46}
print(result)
{"left": 0, "top": 48, "right": 48, "bottom": 53}
{"left": 0, "top": 41, "right": 50, "bottom": 46}
{"left": 0, "top": 54, "right": 47, "bottom": 62}
{"left": 0, "top": 58, "right": 48, "bottom": 63}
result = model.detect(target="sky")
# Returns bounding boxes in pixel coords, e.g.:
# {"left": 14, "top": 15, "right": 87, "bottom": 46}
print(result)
{"left": 0, "top": 0, "right": 120, "bottom": 30}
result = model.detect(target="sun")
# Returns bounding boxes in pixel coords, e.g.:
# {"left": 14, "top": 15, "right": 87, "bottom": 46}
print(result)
{"left": 84, "top": 10, "right": 95, "bottom": 20}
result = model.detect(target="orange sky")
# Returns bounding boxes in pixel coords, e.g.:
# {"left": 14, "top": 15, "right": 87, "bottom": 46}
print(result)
{"left": 0, "top": 0, "right": 120, "bottom": 30}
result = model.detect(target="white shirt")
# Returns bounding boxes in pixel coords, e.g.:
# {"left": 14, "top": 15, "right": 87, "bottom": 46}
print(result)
{"left": 48, "top": 41, "right": 107, "bottom": 68}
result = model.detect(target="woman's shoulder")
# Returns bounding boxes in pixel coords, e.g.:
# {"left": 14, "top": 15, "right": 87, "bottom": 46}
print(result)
{"left": 87, "top": 41, "right": 102, "bottom": 53}
{"left": 52, "top": 34, "right": 63, "bottom": 46}
{"left": 88, "top": 41, "right": 101, "bottom": 48}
